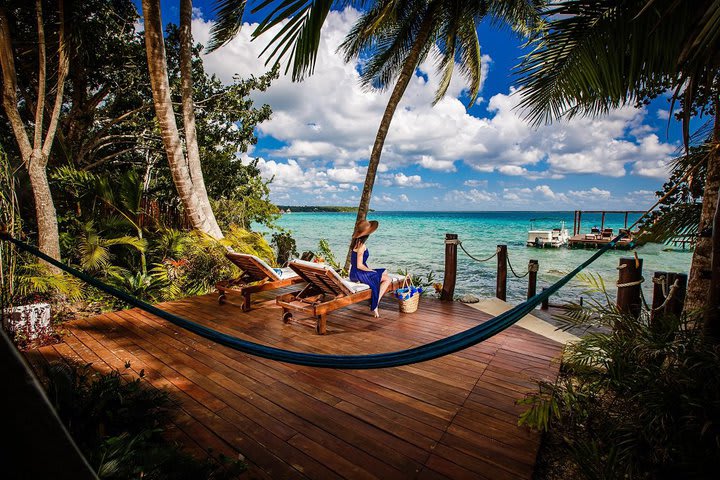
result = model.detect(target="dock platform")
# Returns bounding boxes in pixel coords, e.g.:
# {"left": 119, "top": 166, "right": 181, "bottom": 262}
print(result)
{"left": 24, "top": 289, "right": 563, "bottom": 479}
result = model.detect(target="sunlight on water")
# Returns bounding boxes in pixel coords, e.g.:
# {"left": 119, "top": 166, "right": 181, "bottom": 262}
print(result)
{"left": 266, "top": 211, "right": 693, "bottom": 304}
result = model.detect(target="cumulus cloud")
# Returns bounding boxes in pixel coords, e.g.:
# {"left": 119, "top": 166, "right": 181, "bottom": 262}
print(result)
{"left": 191, "top": 7, "right": 676, "bottom": 206}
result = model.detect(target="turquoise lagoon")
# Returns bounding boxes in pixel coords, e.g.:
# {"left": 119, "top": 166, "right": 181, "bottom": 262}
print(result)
{"left": 270, "top": 211, "right": 692, "bottom": 304}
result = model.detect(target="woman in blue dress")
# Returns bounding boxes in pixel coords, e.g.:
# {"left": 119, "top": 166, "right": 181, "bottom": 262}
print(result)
{"left": 349, "top": 220, "right": 392, "bottom": 318}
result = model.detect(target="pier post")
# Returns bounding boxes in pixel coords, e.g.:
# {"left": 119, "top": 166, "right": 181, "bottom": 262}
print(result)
{"left": 541, "top": 287, "right": 549, "bottom": 310}
{"left": 616, "top": 257, "right": 643, "bottom": 319}
{"left": 496, "top": 245, "right": 507, "bottom": 301}
{"left": 651, "top": 271, "right": 688, "bottom": 324}
{"left": 527, "top": 260, "right": 539, "bottom": 299}
{"left": 441, "top": 234, "right": 458, "bottom": 301}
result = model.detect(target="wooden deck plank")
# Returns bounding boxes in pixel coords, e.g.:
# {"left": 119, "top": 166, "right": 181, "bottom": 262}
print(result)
{"left": 24, "top": 293, "right": 562, "bottom": 479}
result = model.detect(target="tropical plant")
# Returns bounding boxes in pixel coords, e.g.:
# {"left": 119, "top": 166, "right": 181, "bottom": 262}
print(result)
{"left": 271, "top": 230, "right": 299, "bottom": 266}
{"left": 519, "top": 283, "right": 720, "bottom": 479}
{"left": 513, "top": 0, "right": 720, "bottom": 330}
{"left": 13, "top": 262, "right": 83, "bottom": 304}
{"left": 339, "top": 0, "right": 544, "bottom": 268}
{"left": 43, "top": 362, "right": 246, "bottom": 479}
{"left": 0, "top": 0, "right": 68, "bottom": 265}
{"left": 316, "top": 238, "right": 343, "bottom": 273}
{"left": 208, "top": 0, "right": 543, "bottom": 269}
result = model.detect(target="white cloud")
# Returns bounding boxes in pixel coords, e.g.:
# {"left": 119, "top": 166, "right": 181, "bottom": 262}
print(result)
{"left": 417, "top": 155, "right": 456, "bottom": 172}
{"left": 568, "top": 187, "right": 611, "bottom": 199}
{"left": 463, "top": 179, "right": 488, "bottom": 187}
{"left": 380, "top": 172, "right": 436, "bottom": 188}
{"left": 444, "top": 189, "right": 497, "bottom": 204}
{"left": 191, "top": 7, "right": 677, "bottom": 206}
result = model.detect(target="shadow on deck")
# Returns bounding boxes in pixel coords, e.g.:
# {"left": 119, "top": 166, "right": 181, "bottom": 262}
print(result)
{"left": 25, "top": 289, "right": 563, "bottom": 479}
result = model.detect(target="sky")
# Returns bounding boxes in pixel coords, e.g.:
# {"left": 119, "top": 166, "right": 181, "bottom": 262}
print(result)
{"left": 146, "top": 1, "right": 687, "bottom": 211}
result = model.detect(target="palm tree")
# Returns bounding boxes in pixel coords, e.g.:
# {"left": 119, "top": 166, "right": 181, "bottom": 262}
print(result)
{"left": 141, "top": 0, "right": 224, "bottom": 239}
{"left": 338, "top": 0, "right": 542, "bottom": 267}
{"left": 0, "top": 0, "right": 68, "bottom": 270}
{"left": 208, "top": 0, "right": 542, "bottom": 268}
{"left": 513, "top": 0, "right": 720, "bottom": 335}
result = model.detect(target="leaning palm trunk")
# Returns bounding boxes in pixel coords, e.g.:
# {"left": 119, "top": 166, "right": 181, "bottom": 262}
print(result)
{"left": 0, "top": 1, "right": 67, "bottom": 271}
{"left": 685, "top": 104, "right": 720, "bottom": 319}
{"left": 142, "top": 0, "right": 223, "bottom": 239}
{"left": 179, "top": 0, "right": 223, "bottom": 238}
{"left": 343, "top": 14, "right": 435, "bottom": 271}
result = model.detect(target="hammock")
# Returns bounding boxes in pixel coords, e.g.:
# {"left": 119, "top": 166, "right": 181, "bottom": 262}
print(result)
{"left": 0, "top": 232, "right": 620, "bottom": 370}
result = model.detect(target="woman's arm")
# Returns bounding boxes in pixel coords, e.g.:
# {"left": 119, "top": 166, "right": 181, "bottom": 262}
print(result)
{"left": 355, "top": 246, "right": 374, "bottom": 272}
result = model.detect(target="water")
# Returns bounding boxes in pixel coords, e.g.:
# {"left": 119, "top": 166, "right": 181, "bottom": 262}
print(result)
{"left": 266, "top": 211, "right": 692, "bottom": 304}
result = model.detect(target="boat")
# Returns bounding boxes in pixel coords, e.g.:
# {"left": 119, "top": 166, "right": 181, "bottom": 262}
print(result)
{"left": 526, "top": 221, "right": 569, "bottom": 248}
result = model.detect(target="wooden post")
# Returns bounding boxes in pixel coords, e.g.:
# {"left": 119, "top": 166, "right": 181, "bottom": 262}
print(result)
{"left": 573, "top": 210, "right": 578, "bottom": 236}
{"left": 601, "top": 212, "right": 606, "bottom": 231}
{"left": 652, "top": 272, "right": 688, "bottom": 323}
{"left": 541, "top": 287, "right": 549, "bottom": 310}
{"left": 624, "top": 211, "right": 629, "bottom": 229}
{"left": 577, "top": 211, "right": 582, "bottom": 235}
{"left": 441, "top": 234, "right": 458, "bottom": 301}
{"left": 527, "top": 259, "right": 539, "bottom": 299}
{"left": 496, "top": 245, "right": 507, "bottom": 301}
{"left": 617, "top": 257, "right": 643, "bottom": 318}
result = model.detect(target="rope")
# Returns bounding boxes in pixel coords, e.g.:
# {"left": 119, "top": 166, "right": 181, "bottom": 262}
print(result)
{"left": 506, "top": 253, "right": 530, "bottom": 279}
{"left": 616, "top": 277, "right": 645, "bottom": 288}
{"left": 458, "top": 242, "right": 498, "bottom": 263}
{"left": 0, "top": 231, "right": 623, "bottom": 370}
{"left": 652, "top": 279, "right": 681, "bottom": 311}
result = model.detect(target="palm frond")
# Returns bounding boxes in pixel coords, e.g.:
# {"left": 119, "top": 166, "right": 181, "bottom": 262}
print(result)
{"left": 252, "top": 0, "right": 334, "bottom": 81}
{"left": 206, "top": 0, "right": 248, "bottom": 53}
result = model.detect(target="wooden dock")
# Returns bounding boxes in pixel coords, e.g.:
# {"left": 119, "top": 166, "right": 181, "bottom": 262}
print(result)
{"left": 24, "top": 289, "right": 563, "bottom": 479}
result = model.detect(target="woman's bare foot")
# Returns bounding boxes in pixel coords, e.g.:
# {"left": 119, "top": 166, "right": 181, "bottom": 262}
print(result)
{"left": 372, "top": 308, "right": 380, "bottom": 318}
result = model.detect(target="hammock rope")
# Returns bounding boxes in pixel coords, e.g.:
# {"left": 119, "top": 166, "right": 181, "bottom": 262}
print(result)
{"left": 0, "top": 231, "right": 622, "bottom": 370}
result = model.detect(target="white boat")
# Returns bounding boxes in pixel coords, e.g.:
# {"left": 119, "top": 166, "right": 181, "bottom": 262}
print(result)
{"left": 526, "top": 221, "right": 569, "bottom": 248}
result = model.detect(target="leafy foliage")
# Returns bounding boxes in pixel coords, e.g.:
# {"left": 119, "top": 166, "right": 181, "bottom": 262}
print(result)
{"left": 43, "top": 362, "right": 246, "bottom": 479}
{"left": 272, "top": 230, "right": 299, "bottom": 266}
{"left": 519, "top": 281, "right": 720, "bottom": 478}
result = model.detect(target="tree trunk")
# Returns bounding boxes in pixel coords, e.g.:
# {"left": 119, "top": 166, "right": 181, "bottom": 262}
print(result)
{"left": 685, "top": 102, "right": 720, "bottom": 315}
{"left": 28, "top": 152, "right": 61, "bottom": 262}
{"left": 179, "top": 0, "right": 223, "bottom": 238}
{"left": 142, "top": 0, "right": 223, "bottom": 239}
{"left": 702, "top": 100, "right": 720, "bottom": 339}
{"left": 0, "top": 2, "right": 65, "bottom": 271}
{"left": 343, "top": 12, "right": 435, "bottom": 270}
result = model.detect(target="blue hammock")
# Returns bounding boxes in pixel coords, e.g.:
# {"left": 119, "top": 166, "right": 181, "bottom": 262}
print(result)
{"left": 0, "top": 233, "right": 620, "bottom": 370}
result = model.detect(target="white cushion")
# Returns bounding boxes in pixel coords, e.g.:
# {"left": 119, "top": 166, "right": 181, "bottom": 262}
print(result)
{"left": 277, "top": 267, "right": 299, "bottom": 280}
{"left": 342, "top": 280, "right": 370, "bottom": 293}
{"left": 290, "top": 259, "right": 369, "bottom": 293}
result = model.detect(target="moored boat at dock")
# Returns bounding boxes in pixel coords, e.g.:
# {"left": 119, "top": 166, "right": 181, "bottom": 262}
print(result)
{"left": 527, "top": 221, "right": 569, "bottom": 248}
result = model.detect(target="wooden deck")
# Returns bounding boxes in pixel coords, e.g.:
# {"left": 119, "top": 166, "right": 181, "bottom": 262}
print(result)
{"left": 25, "top": 289, "right": 563, "bottom": 479}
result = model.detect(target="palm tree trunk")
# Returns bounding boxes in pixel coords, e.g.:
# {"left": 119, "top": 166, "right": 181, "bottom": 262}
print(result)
{"left": 702, "top": 100, "right": 720, "bottom": 340}
{"left": 142, "top": 0, "right": 223, "bottom": 239}
{"left": 343, "top": 13, "right": 435, "bottom": 270}
{"left": 685, "top": 102, "right": 720, "bottom": 316}
{"left": 179, "top": 0, "right": 223, "bottom": 238}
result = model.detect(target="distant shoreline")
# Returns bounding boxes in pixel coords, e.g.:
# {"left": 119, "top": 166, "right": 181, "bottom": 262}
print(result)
{"left": 277, "top": 206, "right": 374, "bottom": 213}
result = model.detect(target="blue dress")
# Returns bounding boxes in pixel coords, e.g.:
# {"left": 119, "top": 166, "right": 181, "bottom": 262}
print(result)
{"left": 349, "top": 249, "right": 386, "bottom": 311}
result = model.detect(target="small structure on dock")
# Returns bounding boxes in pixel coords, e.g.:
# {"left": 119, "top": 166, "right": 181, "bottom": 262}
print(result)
{"left": 568, "top": 210, "right": 643, "bottom": 249}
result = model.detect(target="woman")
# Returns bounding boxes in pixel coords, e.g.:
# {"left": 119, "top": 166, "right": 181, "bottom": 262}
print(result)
{"left": 349, "top": 220, "right": 393, "bottom": 318}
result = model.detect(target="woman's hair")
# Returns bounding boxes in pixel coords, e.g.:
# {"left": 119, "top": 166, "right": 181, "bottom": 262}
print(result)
{"left": 352, "top": 235, "right": 369, "bottom": 250}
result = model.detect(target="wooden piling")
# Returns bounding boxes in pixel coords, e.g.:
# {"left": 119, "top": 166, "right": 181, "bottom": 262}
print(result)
{"left": 496, "top": 245, "right": 507, "bottom": 301}
{"left": 527, "top": 259, "right": 539, "bottom": 299}
{"left": 616, "top": 257, "right": 643, "bottom": 318}
{"left": 441, "top": 234, "right": 458, "bottom": 301}
{"left": 541, "top": 287, "right": 549, "bottom": 310}
{"left": 651, "top": 271, "right": 688, "bottom": 323}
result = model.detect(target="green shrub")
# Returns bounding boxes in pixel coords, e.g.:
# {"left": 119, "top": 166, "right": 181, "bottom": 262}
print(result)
{"left": 271, "top": 230, "right": 298, "bottom": 266}
{"left": 519, "top": 281, "right": 720, "bottom": 479}
{"left": 44, "top": 362, "right": 246, "bottom": 479}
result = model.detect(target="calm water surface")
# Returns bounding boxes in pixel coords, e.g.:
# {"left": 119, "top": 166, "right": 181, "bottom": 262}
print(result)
{"left": 266, "top": 211, "right": 692, "bottom": 304}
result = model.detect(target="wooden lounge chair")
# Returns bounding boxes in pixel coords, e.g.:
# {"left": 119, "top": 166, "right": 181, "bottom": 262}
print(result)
{"left": 216, "top": 252, "right": 303, "bottom": 311}
{"left": 276, "top": 259, "right": 405, "bottom": 334}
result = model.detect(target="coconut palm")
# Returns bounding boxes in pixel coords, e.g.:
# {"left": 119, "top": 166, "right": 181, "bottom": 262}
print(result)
{"left": 513, "top": 0, "right": 720, "bottom": 334}
{"left": 209, "top": 0, "right": 542, "bottom": 267}
{"left": 338, "top": 0, "right": 543, "bottom": 267}
{"left": 141, "top": 0, "right": 224, "bottom": 239}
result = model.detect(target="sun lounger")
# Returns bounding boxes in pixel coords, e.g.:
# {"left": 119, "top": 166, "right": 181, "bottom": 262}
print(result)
{"left": 276, "top": 259, "right": 404, "bottom": 334}
{"left": 216, "top": 252, "right": 303, "bottom": 311}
